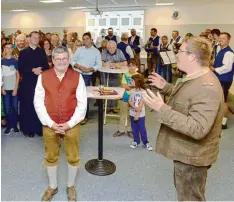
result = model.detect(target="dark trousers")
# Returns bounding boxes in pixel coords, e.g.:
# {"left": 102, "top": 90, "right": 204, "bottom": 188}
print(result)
{"left": 82, "top": 75, "right": 92, "bottom": 119}
{"left": 130, "top": 116, "right": 149, "bottom": 145}
{"left": 3, "top": 90, "right": 18, "bottom": 129}
{"left": 147, "top": 54, "right": 158, "bottom": 75}
{"left": 174, "top": 161, "right": 209, "bottom": 201}
{"left": 91, "top": 71, "right": 100, "bottom": 86}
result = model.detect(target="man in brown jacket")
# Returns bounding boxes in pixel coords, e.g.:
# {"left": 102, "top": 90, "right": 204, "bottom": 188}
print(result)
{"left": 143, "top": 37, "right": 224, "bottom": 201}
{"left": 34, "top": 46, "right": 87, "bottom": 201}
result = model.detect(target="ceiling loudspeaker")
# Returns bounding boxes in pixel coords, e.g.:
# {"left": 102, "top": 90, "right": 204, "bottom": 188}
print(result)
{"left": 172, "top": 11, "right": 181, "bottom": 20}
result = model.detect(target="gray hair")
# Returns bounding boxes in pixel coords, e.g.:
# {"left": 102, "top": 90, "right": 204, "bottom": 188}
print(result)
{"left": 16, "top": 34, "right": 26, "bottom": 41}
{"left": 107, "top": 40, "right": 117, "bottom": 48}
{"left": 52, "top": 46, "right": 69, "bottom": 58}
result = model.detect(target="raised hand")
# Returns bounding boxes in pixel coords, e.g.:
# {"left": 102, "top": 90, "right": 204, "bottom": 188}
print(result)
{"left": 148, "top": 73, "right": 167, "bottom": 90}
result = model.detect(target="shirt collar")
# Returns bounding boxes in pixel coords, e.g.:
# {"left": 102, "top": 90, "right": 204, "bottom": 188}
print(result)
{"left": 29, "top": 45, "right": 37, "bottom": 50}
{"left": 184, "top": 67, "right": 210, "bottom": 82}
{"left": 107, "top": 50, "right": 117, "bottom": 56}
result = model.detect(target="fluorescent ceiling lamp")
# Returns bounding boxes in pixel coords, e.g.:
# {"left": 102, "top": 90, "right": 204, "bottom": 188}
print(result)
{"left": 40, "top": 0, "right": 64, "bottom": 3}
{"left": 11, "top": 9, "right": 28, "bottom": 12}
{"left": 156, "top": 3, "right": 174, "bottom": 5}
{"left": 69, "top": 7, "right": 86, "bottom": 9}
{"left": 155, "top": 0, "right": 174, "bottom": 5}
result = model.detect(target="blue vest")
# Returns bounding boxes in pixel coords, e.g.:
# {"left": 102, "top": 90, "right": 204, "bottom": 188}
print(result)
{"left": 105, "top": 35, "right": 117, "bottom": 44}
{"left": 128, "top": 35, "right": 141, "bottom": 54}
{"left": 214, "top": 46, "right": 234, "bottom": 82}
{"left": 145, "top": 36, "right": 160, "bottom": 55}
{"left": 117, "top": 42, "right": 130, "bottom": 61}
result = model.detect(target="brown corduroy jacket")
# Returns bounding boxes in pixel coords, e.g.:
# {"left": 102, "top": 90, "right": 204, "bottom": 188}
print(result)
{"left": 155, "top": 68, "right": 224, "bottom": 166}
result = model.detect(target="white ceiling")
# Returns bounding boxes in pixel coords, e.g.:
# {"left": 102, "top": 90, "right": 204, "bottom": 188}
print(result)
{"left": 1, "top": 0, "right": 234, "bottom": 12}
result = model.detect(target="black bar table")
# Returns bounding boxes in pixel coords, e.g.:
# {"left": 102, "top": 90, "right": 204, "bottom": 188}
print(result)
{"left": 85, "top": 86, "right": 125, "bottom": 176}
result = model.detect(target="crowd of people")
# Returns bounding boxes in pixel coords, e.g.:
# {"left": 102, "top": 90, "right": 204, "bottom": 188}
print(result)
{"left": 1, "top": 27, "right": 234, "bottom": 201}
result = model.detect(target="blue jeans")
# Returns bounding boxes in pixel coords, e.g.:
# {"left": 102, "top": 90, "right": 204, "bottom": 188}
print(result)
{"left": 130, "top": 116, "right": 149, "bottom": 145}
{"left": 82, "top": 75, "right": 92, "bottom": 119}
{"left": 3, "top": 90, "right": 18, "bottom": 128}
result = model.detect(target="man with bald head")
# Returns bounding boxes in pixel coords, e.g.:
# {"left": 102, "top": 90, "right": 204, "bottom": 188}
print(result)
{"left": 128, "top": 29, "right": 144, "bottom": 67}
{"left": 12, "top": 34, "right": 26, "bottom": 58}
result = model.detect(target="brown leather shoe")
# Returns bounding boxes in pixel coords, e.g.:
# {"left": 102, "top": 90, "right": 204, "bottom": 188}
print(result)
{"left": 41, "top": 187, "right": 58, "bottom": 201}
{"left": 66, "top": 186, "right": 77, "bottom": 201}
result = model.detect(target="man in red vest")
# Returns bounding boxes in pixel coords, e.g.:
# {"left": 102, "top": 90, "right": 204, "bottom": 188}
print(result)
{"left": 34, "top": 46, "right": 87, "bottom": 201}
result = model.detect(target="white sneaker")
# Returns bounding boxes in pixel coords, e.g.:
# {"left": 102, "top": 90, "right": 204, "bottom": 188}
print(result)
{"left": 146, "top": 143, "right": 153, "bottom": 151}
{"left": 130, "top": 141, "right": 138, "bottom": 149}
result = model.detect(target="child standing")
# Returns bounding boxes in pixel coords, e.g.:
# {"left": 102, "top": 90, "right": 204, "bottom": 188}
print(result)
{"left": 1, "top": 42, "right": 20, "bottom": 134}
{"left": 128, "top": 74, "right": 153, "bottom": 151}
{"left": 113, "top": 58, "right": 138, "bottom": 137}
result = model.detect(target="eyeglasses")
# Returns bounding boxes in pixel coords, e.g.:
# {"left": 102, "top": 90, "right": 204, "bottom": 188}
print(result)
{"left": 54, "top": 58, "right": 69, "bottom": 62}
{"left": 178, "top": 49, "right": 193, "bottom": 55}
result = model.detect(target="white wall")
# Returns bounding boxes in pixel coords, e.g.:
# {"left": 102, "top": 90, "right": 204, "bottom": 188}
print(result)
{"left": 1, "top": 10, "right": 86, "bottom": 38}
{"left": 144, "top": 4, "right": 234, "bottom": 94}
{"left": 1, "top": 4, "right": 234, "bottom": 94}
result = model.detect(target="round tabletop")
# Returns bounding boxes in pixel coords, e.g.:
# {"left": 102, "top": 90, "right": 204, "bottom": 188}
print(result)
{"left": 98, "top": 66, "right": 128, "bottom": 74}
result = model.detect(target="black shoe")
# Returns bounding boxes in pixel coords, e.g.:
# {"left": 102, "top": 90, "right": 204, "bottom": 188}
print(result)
{"left": 13, "top": 127, "right": 20, "bottom": 133}
{"left": 4, "top": 128, "right": 11, "bottom": 135}
{"left": 28, "top": 133, "right": 35, "bottom": 138}
{"left": 222, "top": 124, "right": 227, "bottom": 130}
{"left": 37, "top": 132, "right": 43, "bottom": 137}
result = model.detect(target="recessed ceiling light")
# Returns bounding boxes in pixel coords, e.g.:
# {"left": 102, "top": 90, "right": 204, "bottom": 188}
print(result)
{"left": 40, "top": 0, "right": 64, "bottom": 3}
{"left": 69, "top": 7, "right": 86, "bottom": 9}
{"left": 11, "top": 9, "right": 28, "bottom": 12}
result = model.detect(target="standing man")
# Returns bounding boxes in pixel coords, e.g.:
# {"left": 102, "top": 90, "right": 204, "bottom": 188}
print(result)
{"left": 18, "top": 31, "right": 49, "bottom": 137}
{"left": 105, "top": 27, "right": 120, "bottom": 44}
{"left": 170, "top": 30, "right": 182, "bottom": 54}
{"left": 117, "top": 33, "right": 134, "bottom": 61}
{"left": 145, "top": 28, "right": 160, "bottom": 75}
{"left": 34, "top": 46, "right": 87, "bottom": 201}
{"left": 12, "top": 34, "right": 26, "bottom": 58}
{"left": 70, "top": 32, "right": 102, "bottom": 125}
{"left": 210, "top": 32, "right": 234, "bottom": 129}
{"left": 128, "top": 28, "right": 144, "bottom": 67}
{"left": 96, "top": 29, "right": 106, "bottom": 48}
{"left": 143, "top": 37, "right": 224, "bottom": 201}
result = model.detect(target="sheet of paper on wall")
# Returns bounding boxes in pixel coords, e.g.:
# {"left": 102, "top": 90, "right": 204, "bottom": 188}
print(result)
{"left": 167, "top": 51, "right": 177, "bottom": 64}
{"left": 159, "top": 52, "right": 171, "bottom": 65}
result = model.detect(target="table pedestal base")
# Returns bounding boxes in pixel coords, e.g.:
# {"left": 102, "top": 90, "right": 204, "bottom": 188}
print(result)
{"left": 85, "top": 159, "right": 116, "bottom": 176}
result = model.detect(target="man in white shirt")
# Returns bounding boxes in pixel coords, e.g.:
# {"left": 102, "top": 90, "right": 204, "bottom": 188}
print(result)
{"left": 34, "top": 46, "right": 87, "bottom": 201}
{"left": 209, "top": 32, "right": 234, "bottom": 129}
{"left": 96, "top": 29, "right": 106, "bottom": 48}
{"left": 117, "top": 33, "right": 134, "bottom": 61}
{"left": 128, "top": 29, "right": 144, "bottom": 67}
{"left": 170, "top": 30, "right": 183, "bottom": 54}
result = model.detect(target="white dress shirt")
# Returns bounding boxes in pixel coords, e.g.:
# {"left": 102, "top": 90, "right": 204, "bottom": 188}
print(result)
{"left": 96, "top": 35, "right": 105, "bottom": 48}
{"left": 215, "top": 46, "right": 234, "bottom": 75}
{"left": 130, "top": 35, "right": 144, "bottom": 49}
{"left": 171, "top": 36, "right": 183, "bottom": 44}
{"left": 34, "top": 72, "right": 87, "bottom": 128}
{"left": 125, "top": 42, "right": 134, "bottom": 59}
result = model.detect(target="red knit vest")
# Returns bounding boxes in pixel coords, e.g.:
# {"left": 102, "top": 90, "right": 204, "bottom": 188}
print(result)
{"left": 41, "top": 68, "right": 80, "bottom": 124}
